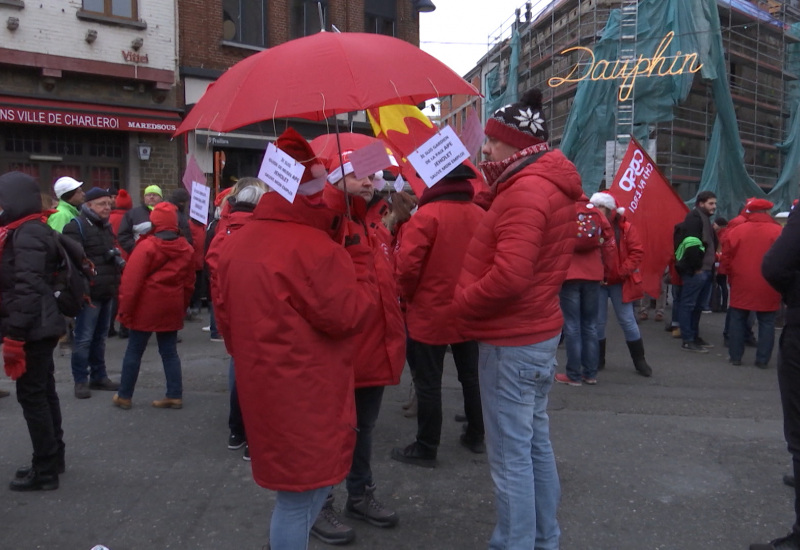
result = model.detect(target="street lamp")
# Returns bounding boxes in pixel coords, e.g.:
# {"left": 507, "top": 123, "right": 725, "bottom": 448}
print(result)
{"left": 413, "top": 0, "right": 436, "bottom": 13}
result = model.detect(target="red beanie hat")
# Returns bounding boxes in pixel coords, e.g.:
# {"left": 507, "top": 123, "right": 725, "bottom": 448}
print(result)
{"left": 149, "top": 201, "right": 178, "bottom": 233}
{"left": 275, "top": 128, "right": 327, "bottom": 195}
{"left": 214, "top": 187, "right": 233, "bottom": 207}
{"left": 484, "top": 89, "right": 549, "bottom": 150}
{"left": 115, "top": 189, "right": 133, "bottom": 211}
{"left": 745, "top": 197, "right": 774, "bottom": 212}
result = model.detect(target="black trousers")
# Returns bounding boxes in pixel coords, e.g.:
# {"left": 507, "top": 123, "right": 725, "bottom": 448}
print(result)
{"left": 15, "top": 337, "right": 63, "bottom": 475}
{"left": 779, "top": 324, "right": 800, "bottom": 534}
{"left": 408, "top": 338, "right": 484, "bottom": 450}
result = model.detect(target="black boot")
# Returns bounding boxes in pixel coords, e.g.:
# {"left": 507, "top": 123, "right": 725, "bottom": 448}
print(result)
{"left": 9, "top": 469, "right": 58, "bottom": 491}
{"left": 626, "top": 339, "right": 652, "bottom": 377}
{"left": 598, "top": 339, "right": 606, "bottom": 371}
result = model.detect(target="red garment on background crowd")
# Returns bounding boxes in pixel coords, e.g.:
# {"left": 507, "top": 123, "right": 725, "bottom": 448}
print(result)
{"left": 109, "top": 189, "right": 132, "bottom": 260}
{"left": 564, "top": 195, "right": 616, "bottom": 283}
{"left": 603, "top": 212, "right": 645, "bottom": 303}
{"left": 721, "top": 211, "right": 782, "bottom": 311}
{"left": 323, "top": 185, "right": 405, "bottom": 389}
{"left": 395, "top": 195, "right": 484, "bottom": 345}
{"left": 215, "top": 192, "right": 376, "bottom": 491}
{"left": 455, "top": 150, "right": 583, "bottom": 346}
{"left": 117, "top": 203, "right": 195, "bottom": 332}
{"left": 189, "top": 219, "right": 206, "bottom": 271}
{"left": 205, "top": 209, "right": 253, "bottom": 320}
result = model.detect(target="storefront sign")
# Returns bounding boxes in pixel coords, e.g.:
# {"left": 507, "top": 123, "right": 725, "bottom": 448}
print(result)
{"left": 548, "top": 31, "right": 703, "bottom": 101}
{"left": 0, "top": 103, "right": 178, "bottom": 134}
{"left": 122, "top": 50, "right": 149, "bottom": 64}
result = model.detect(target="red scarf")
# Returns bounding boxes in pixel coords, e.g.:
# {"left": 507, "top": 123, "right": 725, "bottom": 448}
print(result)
{"left": 0, "top": 213, "right": 44, "bottom": 262}
{"left": 479, "top": 142, "right": 550, "bottom": 188}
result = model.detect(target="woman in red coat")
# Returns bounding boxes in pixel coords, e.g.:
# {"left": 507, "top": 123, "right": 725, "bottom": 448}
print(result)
{"left": 112, "top": 202, "right": 195, "bottom": 410}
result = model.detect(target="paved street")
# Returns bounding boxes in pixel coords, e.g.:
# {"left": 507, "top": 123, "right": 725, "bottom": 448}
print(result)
{"left": 0, "top": 308, "right": 792, "bottom": 550}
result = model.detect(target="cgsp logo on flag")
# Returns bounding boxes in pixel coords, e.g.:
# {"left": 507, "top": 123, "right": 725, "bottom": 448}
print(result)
{"left": 618, "top": 149, "right": 653, "bottom": 193}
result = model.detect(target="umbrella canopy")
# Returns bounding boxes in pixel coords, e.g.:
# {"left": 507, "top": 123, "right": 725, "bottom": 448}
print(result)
{"left": 175, "top": 32, "right": 479, "bottom": 135}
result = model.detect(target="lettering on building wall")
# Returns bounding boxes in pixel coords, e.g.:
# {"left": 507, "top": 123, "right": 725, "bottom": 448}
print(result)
{"left": 547, "top": 32, "right": 703, "bottom": 101}
{"left": 0, "top": 106, "right": 176, "bottom": 133}
{"left": 122, "top": 50, "right": 149, "bottom": 64}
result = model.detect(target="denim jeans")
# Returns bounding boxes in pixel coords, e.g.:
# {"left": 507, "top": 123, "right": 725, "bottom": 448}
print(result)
{"left": 16, "top": 337, "right": 63, "bottom": 476}
{"left": 228, "top": 357, "right": 245, "bottom": 438}
{"left": 597, "top": 283, "right": 641, "bottom": 342}
{"left": 118, "top": 330, "right": 182, "bottom": 400}
{"left": 678, "top": 270, "right": 712, "bottom": 343}
{"left": 560, "top": 281, "right": 600, "bottom": 381}
{"left": 670, "top": 285, "right": 682, "bottom": 328}
{"left": 478, "top": 336, "right": 561, "bottom": 550}
{"left": 409, "top": 338, "right": 483, "bottom": 450}
{"left": 729, "top": 308, "right": 777, "bottom": 365}
{"left": 778, "top": 325, "right": 800, "bottom": 533}
{"left": 270, "top": 485, "right": 332, "bottom": 550}
{"left": 346, "top": 385, "right": 384, "bottom": 496}
{"left": 71, "top": 298, "right": 113, "bottom": 384}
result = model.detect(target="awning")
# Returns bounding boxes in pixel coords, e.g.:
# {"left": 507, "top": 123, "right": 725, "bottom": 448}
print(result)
{"left": 0, "top": 95, "right": 182, "bottom": 134}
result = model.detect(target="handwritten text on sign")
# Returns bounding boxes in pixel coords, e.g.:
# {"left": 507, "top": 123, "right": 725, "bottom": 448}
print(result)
{"left": 406, "top": 125, "right": 469, "bottom": 188}
{"left": 258, "top": 143, "right": 306, "bottom": 204}
{"left": 189, "top": 181, "right": 211, "bottom": 225}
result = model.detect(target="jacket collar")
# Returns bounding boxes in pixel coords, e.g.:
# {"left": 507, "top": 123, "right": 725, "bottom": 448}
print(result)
{"left": 254, "top": 192, "right": 344, "bottom": 242}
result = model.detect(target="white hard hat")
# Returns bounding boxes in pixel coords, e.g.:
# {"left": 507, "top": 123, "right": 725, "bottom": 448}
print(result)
{"left": 53, "top": 176, "right": 83, "bottom": 199}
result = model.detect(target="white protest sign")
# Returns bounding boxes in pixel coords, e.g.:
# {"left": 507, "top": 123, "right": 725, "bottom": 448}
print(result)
{"left": 189, "top": 181, "right": 211, "bottom": 225}
{"left": 258, "top": 142, "right": 306, "bottom": 203}
{"left": 406, "top": 125, "right": 469, "bottom": 187}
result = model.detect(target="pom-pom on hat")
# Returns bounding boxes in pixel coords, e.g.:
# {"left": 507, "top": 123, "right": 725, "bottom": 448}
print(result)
{"left": 484, "top": 89, "right": 549, "bottom": 150}
{"left": 275, "top": 127, "right": 327, "bottom": 195}
{"left": 149, "top": 201, "right": 179, "bottom": 233}
{"left": 590, "top": 191, "right": 625, "bottom": 215}
{"left": 84, "top": 187, "right": 111, "bottom": 203}
{"left": 745, "top": 197, "right": 774, "bottom": 212}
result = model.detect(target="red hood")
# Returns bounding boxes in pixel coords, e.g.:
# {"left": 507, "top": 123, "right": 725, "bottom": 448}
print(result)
{"left": 496, "top": 150, "right": 584, "bottom": 203}
{"left": 254, "top": 192, "right": 343, "bottom": 242}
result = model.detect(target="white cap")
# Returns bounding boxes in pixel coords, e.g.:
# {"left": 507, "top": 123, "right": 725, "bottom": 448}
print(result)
{"left": 53, "top": 176, "right": 83, "bottom": 199}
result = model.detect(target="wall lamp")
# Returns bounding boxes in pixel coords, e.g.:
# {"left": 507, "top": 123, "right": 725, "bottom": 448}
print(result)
{"left": 7, "top": 16, "right": 19, "bottom": 31}
{"left": 85, "top": 29, "right": 98, "bottom": 44}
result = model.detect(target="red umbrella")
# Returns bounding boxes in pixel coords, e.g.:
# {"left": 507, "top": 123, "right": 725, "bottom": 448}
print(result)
{"left": 175, "top": 32, "right": 479, "bottom": 135}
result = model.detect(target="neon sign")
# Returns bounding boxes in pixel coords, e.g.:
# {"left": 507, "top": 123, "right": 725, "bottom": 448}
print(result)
{"left": 547, "top": 32, "right": 703, "bottom": 101}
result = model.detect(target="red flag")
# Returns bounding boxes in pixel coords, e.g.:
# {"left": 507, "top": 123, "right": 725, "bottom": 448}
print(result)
{"left": 367, "top": 105, "right": 488, "bottom": 197}
{"left": 608, "top": 137, "right": 688, "bottom": 298}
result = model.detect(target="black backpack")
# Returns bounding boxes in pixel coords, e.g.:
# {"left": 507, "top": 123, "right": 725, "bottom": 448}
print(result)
{"left": 52, "top": 232, "right": 94, "bottom": 317}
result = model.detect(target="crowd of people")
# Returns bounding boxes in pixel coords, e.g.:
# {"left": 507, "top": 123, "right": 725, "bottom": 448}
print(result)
{"left": 2, "top": 86, "right": 800, "bottom": 550}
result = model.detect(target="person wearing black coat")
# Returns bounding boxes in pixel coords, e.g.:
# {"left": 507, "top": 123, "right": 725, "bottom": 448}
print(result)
{"left": 757, "top": 207, "right": 800, "bottom": 550}
{"left": 117, "top": 184, "right": 163, "bottom": 254}
{"left": 0, "top": 171, "right": 67, "bottom": 491}
{"left": 63, "top": 187, "right": 123, "bottom": 399}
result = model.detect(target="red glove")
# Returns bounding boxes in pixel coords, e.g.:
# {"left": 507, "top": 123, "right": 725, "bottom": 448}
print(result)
{"left": 3, "top": 337, "right": 26, "bottom": 380}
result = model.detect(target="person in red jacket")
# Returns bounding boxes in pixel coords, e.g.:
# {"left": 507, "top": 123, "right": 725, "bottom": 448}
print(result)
{"left": 390, "top": 163, "right": 486, "bottom": 468}
{"left": 590, "top": 191, "right": 653, "bottom": 377}
{"left": 215, "top": 128, "right": 377, "bottom": 550}
{"left": 108, "top": 188, "right": 133, "bottom": 338}
{"left": 112, "top": 202, "right": 195, "bottom": 410}
{"left": 555, "top": 195, "right": 616, "bottom": 386}
{"left": 309, "top": 144, "right": 405, "bottom": 545}
{"left": 721, "top": 198, "right": 782, "bottom": 368}
{"left": 454, "top": 89, "right": 583, "bottom": 550}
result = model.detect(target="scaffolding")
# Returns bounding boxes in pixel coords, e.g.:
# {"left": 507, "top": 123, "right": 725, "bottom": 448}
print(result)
{"left": 447, "top": 0, "right": 800, "bottom": 200}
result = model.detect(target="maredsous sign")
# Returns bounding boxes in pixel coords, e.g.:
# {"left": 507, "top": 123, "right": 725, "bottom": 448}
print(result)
{"left": 548, "top": 31, "right": 703, "bottom": 101}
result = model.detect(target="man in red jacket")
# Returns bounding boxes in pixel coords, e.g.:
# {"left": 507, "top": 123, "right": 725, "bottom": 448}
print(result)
{"left": 721, "top": 198, "right": 782, "bottom": 368}
{"left": 454, "top": 89, "right": 583, "bottom": 550}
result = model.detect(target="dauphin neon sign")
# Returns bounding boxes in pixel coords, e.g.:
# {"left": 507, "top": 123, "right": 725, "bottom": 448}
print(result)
{"left": 547, "top": 31, "right": 703, "bottom": 101}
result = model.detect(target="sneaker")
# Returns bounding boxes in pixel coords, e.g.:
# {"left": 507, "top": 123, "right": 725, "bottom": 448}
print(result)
{"left": 74, "top": 383, "right": 91, "bottom": 399}
{"left": 681, "top": 342, "right": 708, "bottom": 353}
{"left": 210, "top": 336, "right": 224, "bottom": 343}
{"left": 694, "top": 337, "right": 714, "bottom": 349}
{"left": 654, "top": 310, "right": 664, "bottom": 322}
{"left": 228, "top": 433, "right": 246, "bottom": 450}
{"left": 242, "top": 444, "right": 251, "bottom": 461}
{"left": 729, "top": 358, "right": 743, "bottom": 366}
{"left": 0, "top": 388, "right": 10, "bottom": 398}
{"left": 390, "top": 442, "right": 437, "bottom": 468}
{"left": 89, "top": 378, "right": 119, "bottom": 391}
{"left": 750, "top": 532, "right": 800, "bottom": 550}
{"left": 310, "top": 497, "right": 355, "bottom": 545}
{"left": 555, "top": 373, "right": 581, "bottom": 386}
{"left": 345, "top": 484, "right": 398, "bottom": 528}
{"left": 201, "top": 325, "right": 211, "bottom": 332}
{"left": 582, "top": 376, "right": 598, "bottom": 385}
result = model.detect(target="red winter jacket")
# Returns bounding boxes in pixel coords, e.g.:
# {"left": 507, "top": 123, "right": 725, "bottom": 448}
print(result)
{"left": 117, "top": 217, "right": 195, "bottom": 332}
{"left": 720, "top": 212, "right": 782, "bottom": 311}
{"left": 189, "top": 219, "right": 206, "bottom": 271}
{"left": 324, "top": 185, "right": 405, "bottom": 388}
{"left": 206, "top": 208, "right": 253, "bottom": 314}
{"left": 603, "top": 212, "right": 644, "bottom": 303}
{"left": 454, "top": 150, "right": 583, "bottom": 346}
{"left": 396, "top": 195, "right": 485, "bottom": 345}
{"left": 565, "top": 196, "right": 616, "bottom": 283}
{"left": 216, "top": 192, "right": 376, "bottom": 492}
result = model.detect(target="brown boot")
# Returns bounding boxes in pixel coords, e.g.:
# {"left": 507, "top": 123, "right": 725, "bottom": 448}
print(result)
{"left": 152, "top": 397, "right": 182, "bottom": 409}
{"left": 0, "top": 389, "right": 10, "bottom": 398}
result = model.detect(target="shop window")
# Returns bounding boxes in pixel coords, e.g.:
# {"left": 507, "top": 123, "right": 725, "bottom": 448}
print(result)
{"left": 291, "top": 0, "right": 326, "bottom": 39}
{"left": 49, "top": 130, "right": 83, "bottom": 157}
{"left": 91, "top": 166, "right": 121, "bottom": 189}
{"left": 365, "top": 0, "right": 396, "bottom": 37}
{"left": 88, "top": 133, "right": 123, "bottom": 159}
{"left": 223, "top": 0, "right": 268, "bottom": 47}
{"left": 4, "top": 128, "right": 41, "bottom": 154}
{"left": 82, "top": 0, "right": 137, "bottom": 19}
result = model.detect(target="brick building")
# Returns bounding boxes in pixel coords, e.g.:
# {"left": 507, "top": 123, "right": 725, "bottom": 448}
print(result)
{"left": 0, "top": 0, "right": 181, "bottom": 198}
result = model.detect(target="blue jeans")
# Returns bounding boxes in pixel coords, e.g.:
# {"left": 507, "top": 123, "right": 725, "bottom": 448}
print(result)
{"left": 729, "top": 308, "right": 777, "bottom": 365}
{"left": 478, "top": 336, "right": 561, "bottom": 550}
{"left": 71, "top": 298, "right": 113, "bottom": 384}
{"left": 346, "top": 385, "right": 384, "bottom": 496}
{"left": 678, "top": 270, "right": 712, "bottom": 343}
{"left": 597, "top": 283, "right": 641, "bottom": 342}
{"left": 270, "top": 485, "right": 332, "bottom": 550}
{"left": 118, "top": 330, "right": 182, "bottom": 399}
{"left": 560, "top": 281, "right": 600, "bottom": 381}
{"left": 670, "top": 285, "right": 682, "bottom": 328}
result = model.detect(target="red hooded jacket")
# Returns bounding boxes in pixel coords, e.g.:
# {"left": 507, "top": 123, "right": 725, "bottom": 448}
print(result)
{"left": 109, "top": 189, "right": 133, "bottom": 260}
{"left": 215, "top": 192, "right": 375, "bottom": 491}
{"left": 721, "top": 211, "right": 782, "bottom": 311}
{"left": 396, "top": 186, "right": 485, "bottom": 345}
{"left": 206, "top": 209, "right": 253, "bottom": 320}
{"left": 603, "top": 211, "right": 644, "bottom": 303}
{"left": 189, "top": 219, "right": 206, "bottom": 271}
{"left": 324, "top": 185, "right": 405, "bottom": 388}
{"left": 455, "top": 150, "right": 583, "bottom": 346}
{"left": 565, "top": 196, "right": 616, "bottom": 283}
{"left": 117, "top": 203, "right": 195, "bottom": 332}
